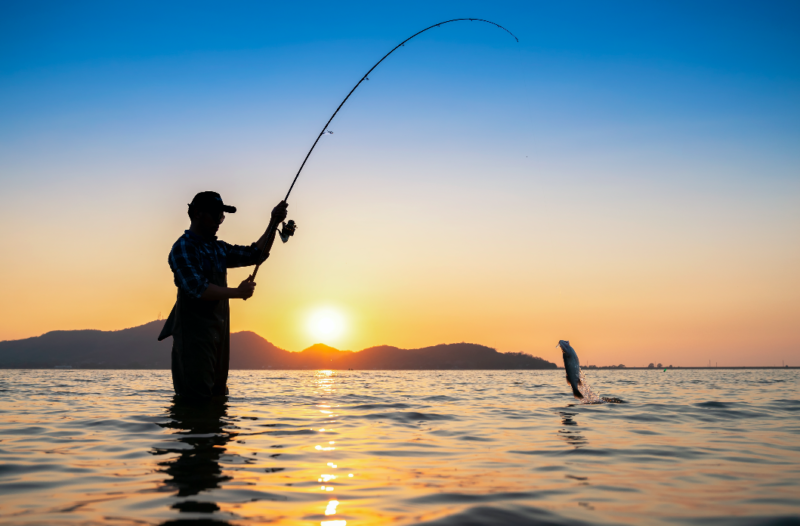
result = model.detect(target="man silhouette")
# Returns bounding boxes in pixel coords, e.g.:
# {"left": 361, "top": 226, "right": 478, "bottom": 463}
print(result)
{"left": 159, "top": 191, "right": 288, "bottom": 401}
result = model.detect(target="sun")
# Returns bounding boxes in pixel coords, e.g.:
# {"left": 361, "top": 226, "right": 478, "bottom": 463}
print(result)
{"left": 306, "top": 307, "right": 346, "bottom": 344}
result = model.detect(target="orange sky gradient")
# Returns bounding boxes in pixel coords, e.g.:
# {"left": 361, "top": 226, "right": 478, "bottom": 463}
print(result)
{"left": 1, "top": 153, "right": 797, "bottom": 367}
{"left": 1, "top": 6, "right": 798, "bottom": 367}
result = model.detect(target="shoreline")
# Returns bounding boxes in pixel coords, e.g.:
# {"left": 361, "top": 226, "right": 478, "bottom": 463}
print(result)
{"left": 3, "top": 366, "right": 797, "bottom": 371}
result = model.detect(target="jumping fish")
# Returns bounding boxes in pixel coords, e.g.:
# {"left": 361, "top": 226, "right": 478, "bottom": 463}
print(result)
{"left": 558, "top": 340, "right": 583, "bottom": 399}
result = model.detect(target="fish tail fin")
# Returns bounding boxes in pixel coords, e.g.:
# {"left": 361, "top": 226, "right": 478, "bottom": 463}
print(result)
{"left": 572, "top": 385, "right": 584, "bottom": 399}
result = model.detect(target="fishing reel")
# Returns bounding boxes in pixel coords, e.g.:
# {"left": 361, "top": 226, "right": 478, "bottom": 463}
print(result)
{"left": 278, "top": 219, "right": 297, "bottom": 243}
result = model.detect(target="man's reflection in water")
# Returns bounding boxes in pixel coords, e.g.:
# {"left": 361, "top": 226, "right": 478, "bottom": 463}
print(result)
{"left": 153, "top": 396, "right": 237, "bottom": 524}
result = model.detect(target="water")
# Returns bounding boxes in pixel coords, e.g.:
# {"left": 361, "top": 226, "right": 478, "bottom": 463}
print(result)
{"left": 575, "top": 371, "right": 601, "bottom": 403}
{"left": 1, "top": 369, "right": 798, "bottom": 525}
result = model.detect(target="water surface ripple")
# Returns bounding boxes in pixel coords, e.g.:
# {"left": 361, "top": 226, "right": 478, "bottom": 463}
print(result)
{"left": 0, "top": 369, "right": 798, "bottom": 525}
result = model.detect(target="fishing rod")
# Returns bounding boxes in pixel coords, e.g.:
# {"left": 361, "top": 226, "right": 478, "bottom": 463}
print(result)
{"left": 248, "top": 18, "right": 518, "bottom": 281}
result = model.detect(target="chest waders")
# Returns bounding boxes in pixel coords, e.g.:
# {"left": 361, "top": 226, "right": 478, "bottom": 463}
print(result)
{"left": 159, "top": 266, "right": 230, "bottom": 401}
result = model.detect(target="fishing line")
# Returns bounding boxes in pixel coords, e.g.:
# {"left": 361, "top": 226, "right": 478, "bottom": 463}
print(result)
{"left": 249, "top": 18, "right": 518, "bottom": 280}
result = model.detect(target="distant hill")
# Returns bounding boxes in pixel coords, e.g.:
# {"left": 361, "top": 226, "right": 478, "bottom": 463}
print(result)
{"left": 0, "top": 321, "right": 169, "bottom": 369}
{"left": 0, "top": 321, "right": 556, "bottom": 370}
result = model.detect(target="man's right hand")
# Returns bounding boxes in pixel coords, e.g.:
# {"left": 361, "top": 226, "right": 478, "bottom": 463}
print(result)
{"left": 271, "top": 200, "right": 288, "bottom": 224}
{"left": 237, "top": 279, "right": 256, "bottom": 299}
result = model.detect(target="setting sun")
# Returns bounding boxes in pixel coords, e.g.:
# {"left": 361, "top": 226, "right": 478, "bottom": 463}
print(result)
{"left": 306, "top": 308, "right": 347, "bottom": 344}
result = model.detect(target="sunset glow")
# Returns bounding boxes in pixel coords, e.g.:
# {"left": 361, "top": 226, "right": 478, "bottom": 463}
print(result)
{"left": 0, "top": 3, "right": 797, "bottom": 367}
{"left": 306, "top": 308, "right": 347, "bottom": 345}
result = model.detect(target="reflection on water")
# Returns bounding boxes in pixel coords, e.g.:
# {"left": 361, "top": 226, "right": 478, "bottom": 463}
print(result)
{"left": 154, "top": 397, "right": 233, "bottom": 519}
{"left": 558, "top": 411, "right": 588, "bottom": 448}
{"left": 0, "top": 369, "right": 799, "bottom": 525}
{"left": 314, "top": 370, "right": 345, "bottom": 524}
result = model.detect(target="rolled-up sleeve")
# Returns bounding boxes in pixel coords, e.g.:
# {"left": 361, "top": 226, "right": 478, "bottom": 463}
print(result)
{"left": 223, "top": 241, "right": 268, "bottom": 269}
{"left": 168, "top": 238, "right": 209, "bottom": 299}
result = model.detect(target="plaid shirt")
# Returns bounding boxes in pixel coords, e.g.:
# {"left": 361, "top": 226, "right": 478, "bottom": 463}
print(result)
{"left": 168, "top": 230, "right": 266, "bottom": 299}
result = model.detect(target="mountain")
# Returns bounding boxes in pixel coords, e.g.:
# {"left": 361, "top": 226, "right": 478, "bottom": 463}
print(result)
{"left": 0, "top": 321, "right": 169, "bottom": 369}
{"left": 227, "top": 330, "right": 292, "bottom": 369}
{"left": 0, "top": 321, "right": 557, "bottom": 370}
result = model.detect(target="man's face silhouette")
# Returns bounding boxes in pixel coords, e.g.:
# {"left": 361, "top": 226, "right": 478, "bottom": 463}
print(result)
{"left": 193, "top": 210, "right": 225, "bottom": 238}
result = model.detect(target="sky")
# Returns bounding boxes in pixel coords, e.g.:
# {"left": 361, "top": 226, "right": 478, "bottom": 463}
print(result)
{"left": 1, "top": 1, "right": 798, "bottom": 366}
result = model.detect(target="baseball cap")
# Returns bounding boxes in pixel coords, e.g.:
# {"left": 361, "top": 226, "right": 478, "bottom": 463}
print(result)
{"left": 188, "top": 191, "right": 237, "bottom": 214}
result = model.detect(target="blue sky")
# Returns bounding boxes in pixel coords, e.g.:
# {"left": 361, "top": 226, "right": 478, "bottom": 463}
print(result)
{"left": 2, "top": 1, "right": 797, "bottom": 176}
{"left": 2, "top": 1, "right": 798, "bottom": 75}
{"left": 1, "top": 1, "right": 798, "bottom": 365}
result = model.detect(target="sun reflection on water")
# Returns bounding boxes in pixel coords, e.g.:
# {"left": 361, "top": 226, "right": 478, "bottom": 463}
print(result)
{"left": 315, "top": 369, "right": 345, "bottom": 525}
{"left": 325, "top": 499, "right": 339, "bottom": 515}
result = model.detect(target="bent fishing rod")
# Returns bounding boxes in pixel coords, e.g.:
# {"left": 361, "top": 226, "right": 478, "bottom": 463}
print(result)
{"left": 248, "top": 18, "right": 518, "bottom": 281}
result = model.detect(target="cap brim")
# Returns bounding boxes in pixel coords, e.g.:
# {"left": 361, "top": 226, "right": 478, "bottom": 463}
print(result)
{"left": 222, "top": 205, "right": 237, "bottom": 213}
